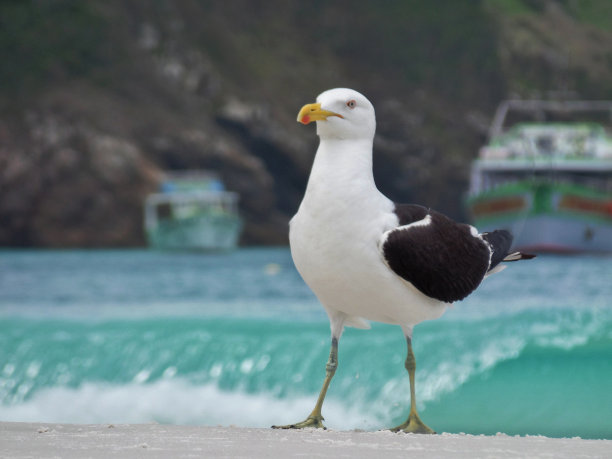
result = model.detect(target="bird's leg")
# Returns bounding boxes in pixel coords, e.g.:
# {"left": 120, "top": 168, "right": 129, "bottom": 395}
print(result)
{"left": 272, "top": 337, "right": 338, "bottom": 429}
{"left": 390, "top": 336, "right": 435, "bottom": 434}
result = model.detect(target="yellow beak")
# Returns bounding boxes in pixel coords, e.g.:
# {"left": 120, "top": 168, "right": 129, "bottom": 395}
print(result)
{"left": 297, "top": 103, "right": 343, "bottom": 125}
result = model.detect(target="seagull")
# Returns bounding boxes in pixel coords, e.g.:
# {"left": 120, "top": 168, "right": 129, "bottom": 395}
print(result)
{"left": 272, "top": 88, "right": 535, "bottom": 434}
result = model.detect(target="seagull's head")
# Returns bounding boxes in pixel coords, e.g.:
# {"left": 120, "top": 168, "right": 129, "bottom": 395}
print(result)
{"left": 297, "top": 88, "right": 376, "bottom": 141}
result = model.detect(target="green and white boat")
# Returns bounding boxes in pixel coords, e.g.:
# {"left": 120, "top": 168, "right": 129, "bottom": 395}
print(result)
{"left": 466, "top": 100, "right": 612, "bottom": 253}
{"left": 144, "top": 171, "right": 242, "bottom": 251}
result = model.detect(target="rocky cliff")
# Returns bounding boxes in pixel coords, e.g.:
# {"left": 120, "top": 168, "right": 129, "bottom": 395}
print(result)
{"left": 2, "top": 0, "right": 612, "bottom": 247}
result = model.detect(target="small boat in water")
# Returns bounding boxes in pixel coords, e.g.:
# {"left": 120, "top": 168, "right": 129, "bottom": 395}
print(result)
{"left": 144, "top": 171, "right": 242, "bottom": 251}
{"left": 466, "top": 100, "right": 612, "bottom": 253}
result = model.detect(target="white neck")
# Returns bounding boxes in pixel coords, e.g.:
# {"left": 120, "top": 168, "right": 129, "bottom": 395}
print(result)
{"left": 304, "top": 138, "right": 378, "bottom": 200}
{"left": 295, "top": 135, "right": 396, "bottom": 238}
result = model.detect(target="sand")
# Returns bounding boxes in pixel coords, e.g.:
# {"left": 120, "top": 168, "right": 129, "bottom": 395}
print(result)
{"left": 0, "top": 422, "right": 610, "bottom": 458}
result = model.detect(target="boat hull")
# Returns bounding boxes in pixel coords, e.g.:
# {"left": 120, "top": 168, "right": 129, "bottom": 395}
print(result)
{"left": 467, "top": 182, "right": 612, "bottom": 253}
{"left": 146, "top": 214, "right": 242, "bottom": 251}
{"left": 472, "top": 214, "right": 612, "bottom": 253}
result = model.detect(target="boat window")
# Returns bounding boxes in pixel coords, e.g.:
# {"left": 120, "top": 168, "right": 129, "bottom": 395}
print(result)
{"left": 156, "top": 203, "right": 172, "bottom": 220}
{"left": 535, "top": 135, "right": 554, "bottom": 155}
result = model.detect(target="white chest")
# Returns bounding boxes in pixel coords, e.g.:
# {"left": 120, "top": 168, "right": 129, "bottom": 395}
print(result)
{"left": 289, "top": 178, "right": 397, "bottom": 304}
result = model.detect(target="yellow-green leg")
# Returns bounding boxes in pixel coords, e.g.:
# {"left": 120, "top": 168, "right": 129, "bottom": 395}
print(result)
{"left": 390, "top": 336, "right": 436, "bottom": 434}
{"left": 272, "top": 337, "right": 338, "bottom": 429}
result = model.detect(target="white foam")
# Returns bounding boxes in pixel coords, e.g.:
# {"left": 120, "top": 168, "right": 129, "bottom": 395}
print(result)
{"left": 0, "top": 379, "right": 379, "bottom": 430}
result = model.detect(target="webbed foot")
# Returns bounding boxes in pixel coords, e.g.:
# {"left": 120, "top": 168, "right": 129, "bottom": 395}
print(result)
{"left": 390, "top": 413, "right": 436, "bottom": 434}
{"left": 272, "top": 414, "right": 326, "bottom": 430}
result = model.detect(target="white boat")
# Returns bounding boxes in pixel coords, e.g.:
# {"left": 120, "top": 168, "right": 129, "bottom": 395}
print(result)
{"left": 144, "top": 172, "right": 242, "bottom": 251}
{"left": 466, "top": 100, "right": 612, "bottom": 253}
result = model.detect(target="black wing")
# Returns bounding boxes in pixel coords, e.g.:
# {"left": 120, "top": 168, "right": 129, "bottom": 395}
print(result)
{"left": 381, "top": 204, "right": 492, "bottom": 303}
{"left": 480, "top": 230, "right": 536, "bottom": 267}
{"left": 481, "top": 230, "right": 513, "bottom": 270}
{"left": 394, "top": 203, "right": 430, "bottom": 226}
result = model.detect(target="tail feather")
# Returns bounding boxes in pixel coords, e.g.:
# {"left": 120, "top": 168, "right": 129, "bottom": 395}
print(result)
{"left": 481, "top": 230, "right": 537, "bottom": 274}
{"left": 484, "top": 263, "right": 506, "bottom": 278}
{"left": 503, "top": 251, "right": 537, "bottom": 262}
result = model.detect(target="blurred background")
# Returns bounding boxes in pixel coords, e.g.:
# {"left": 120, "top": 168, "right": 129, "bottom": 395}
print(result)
{"left": 2, "top": 0, "right": 612, "bottom": 247}
{"left": 1, "top": 0, "right": 611, "bottom": 440}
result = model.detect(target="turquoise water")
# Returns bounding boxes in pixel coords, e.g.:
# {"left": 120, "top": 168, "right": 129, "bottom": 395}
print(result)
{"left": 0, "top": 249, "right": 610, "bottom": 439}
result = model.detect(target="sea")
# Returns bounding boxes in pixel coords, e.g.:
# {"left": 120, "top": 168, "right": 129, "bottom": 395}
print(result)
{"left": 0, "top": 248, "right": 610, "bottom": 439}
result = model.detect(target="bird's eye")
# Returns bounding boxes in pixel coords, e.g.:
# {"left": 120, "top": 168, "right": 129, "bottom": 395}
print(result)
{"left": 346, "top": 100, "right": 356, "bottom": 109}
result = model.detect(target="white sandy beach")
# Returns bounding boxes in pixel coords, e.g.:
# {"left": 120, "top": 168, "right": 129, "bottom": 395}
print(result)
{"left": 0, "top": 422, "right": 610, "bottom": 459}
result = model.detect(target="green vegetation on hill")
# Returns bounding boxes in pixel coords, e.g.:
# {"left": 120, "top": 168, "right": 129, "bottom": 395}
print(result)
{"left": 1, "top": 0, "right": 612, "bottom": 246}
{"left": 0, "top": 1, "right": 108, "bottom": 93}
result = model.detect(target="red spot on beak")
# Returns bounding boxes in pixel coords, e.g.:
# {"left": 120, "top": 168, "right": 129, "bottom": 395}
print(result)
{"left": 301, "top": 115, "right": 311, "bottom": 124}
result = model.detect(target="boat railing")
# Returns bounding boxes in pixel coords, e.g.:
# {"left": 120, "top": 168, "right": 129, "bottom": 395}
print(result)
{"left": 481, "top": 123, "right": 612, "bottom": 160}
{"left": 489, "top": 100, "right": 612, "bottom": 140}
